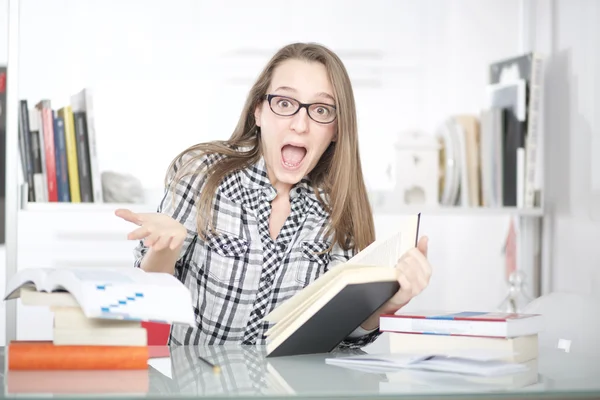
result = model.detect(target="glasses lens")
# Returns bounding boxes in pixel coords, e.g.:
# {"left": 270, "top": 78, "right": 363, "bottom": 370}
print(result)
{"left": 309, "top": 104, "right": 336, "bottom": 123}
{"left": 269, "top": 96, "right": 299, "bottom": 116}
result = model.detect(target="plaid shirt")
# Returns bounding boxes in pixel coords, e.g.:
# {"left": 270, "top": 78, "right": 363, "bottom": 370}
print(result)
{"left": 133, "top": 150, "right": 380, "bottom": 348}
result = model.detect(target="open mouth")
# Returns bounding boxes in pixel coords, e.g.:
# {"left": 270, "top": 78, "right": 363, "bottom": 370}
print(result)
{"left": 281, "top": 144, "right": 307, "bottom": 170}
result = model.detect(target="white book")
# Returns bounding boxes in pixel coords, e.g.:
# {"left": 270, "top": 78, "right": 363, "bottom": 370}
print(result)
{"left": 4, "top": 267, "right": 195, "bottom": 326}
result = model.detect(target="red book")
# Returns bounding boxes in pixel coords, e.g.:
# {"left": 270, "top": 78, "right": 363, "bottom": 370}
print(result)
{"left": 36, "top": 100, "right": 58, "bottom": 202}
{"left": 379, "top": 311, "right": 543, "bottom": 338}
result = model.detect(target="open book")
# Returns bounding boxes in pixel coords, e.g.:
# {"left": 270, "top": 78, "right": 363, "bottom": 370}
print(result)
{"left": 264, "top": 214, "right": 421, "bottom": 357}
{"left": 4, "top": 267, "right": 195, "bottom": 326}
{"left": 325, "top": 351, "right": 530, "bottom": 377}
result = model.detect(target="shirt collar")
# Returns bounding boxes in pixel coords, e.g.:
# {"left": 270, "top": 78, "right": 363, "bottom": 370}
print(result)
{"left": 239, "top": 155, "right": 330, "bottom": 217}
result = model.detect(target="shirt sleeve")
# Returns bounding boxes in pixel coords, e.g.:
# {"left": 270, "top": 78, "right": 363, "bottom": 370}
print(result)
{"left": 327, "top": 239, "right": 383, "bottom": 348}
{"left": 132, "top": 150, "right": 209, "bottom": 273}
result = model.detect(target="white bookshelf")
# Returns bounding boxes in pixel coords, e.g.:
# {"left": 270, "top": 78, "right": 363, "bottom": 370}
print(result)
{"left": 21, "top": 201, "right": 157, "bottom": 213}
{"left": 370, "top": 204, "right": 544, "bottom": 217}
{"left": 20, "top": 200, "right": 544, "bottom": 217}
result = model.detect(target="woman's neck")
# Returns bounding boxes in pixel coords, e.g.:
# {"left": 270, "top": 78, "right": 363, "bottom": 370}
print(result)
{"left": 272, "top": 181, "right": 292, "bottom": 199}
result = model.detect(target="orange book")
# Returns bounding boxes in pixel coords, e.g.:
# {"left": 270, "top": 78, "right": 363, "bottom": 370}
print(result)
{"left": 8, "top": 341, "right": 149, "bottom": 370}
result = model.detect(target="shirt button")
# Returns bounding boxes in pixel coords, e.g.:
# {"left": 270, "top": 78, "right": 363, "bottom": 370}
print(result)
{"left": 262, "top": 274, "right": 273, "bottom": 283}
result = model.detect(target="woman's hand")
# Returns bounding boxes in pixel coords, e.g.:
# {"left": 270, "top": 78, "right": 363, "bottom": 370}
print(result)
{"left": 115, "top": 208, "right": 187, "bottom": 252}
{"left": 385, "top": 236, "right": 431, "bottom": 309}
{"left": 361, "top": 236, "right": 432, "bottom": 331}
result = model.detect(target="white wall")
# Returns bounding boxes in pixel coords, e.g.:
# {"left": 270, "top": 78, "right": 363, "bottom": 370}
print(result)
{"left": 1, "top": 0, "right": 540, "bottom": 345}
{"left": 538, "top": 0, "right": 600, "bottom": 294}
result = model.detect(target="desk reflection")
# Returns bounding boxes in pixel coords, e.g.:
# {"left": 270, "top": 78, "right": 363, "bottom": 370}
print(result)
{"left": 6, "top": 345, "right": 600, "bottom": 398}
{"left": 148, "top": 345, "right": 383, "bottom": 397}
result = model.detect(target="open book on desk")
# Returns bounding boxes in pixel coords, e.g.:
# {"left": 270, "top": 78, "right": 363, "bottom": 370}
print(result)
{"left": 4, "top": 267, "right": 195, "bottom": 326}
{"left": 264, "top": 214, "right": 421, "bottom": 358}
{"left": 325, "top": 351, "right": 530, "bottom": 377}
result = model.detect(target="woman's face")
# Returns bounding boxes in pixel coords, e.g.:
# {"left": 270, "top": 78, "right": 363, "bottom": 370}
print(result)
{"left": 255, "top": 59, "right": 337, "bottom": 189}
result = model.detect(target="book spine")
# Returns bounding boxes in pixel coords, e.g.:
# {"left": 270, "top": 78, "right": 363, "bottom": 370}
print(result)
{"left": 18, "top": 100, "right": 35, "bottom": 201}
{"left": 0, "top": 67, "right": 5, "bottom": 244}
{"left": 524, "top": 54, "right": 544, "bottom": 208}
{"left": 58, "top": 106, "right": 81, "bottom": 203}
{"left": 53, "top": 112, "right": 71, "bottom": 202}
{"left": 84, "top": 90, "right": 103, "bottom": 203}
{"left": 73, "top": 111, "right": 93, "bottom": 202}
{"left": 8, "top": 342, "right": 149, "bottom": 370}
{"left": 41, "top": 103, "right": 58, "bottom": 202}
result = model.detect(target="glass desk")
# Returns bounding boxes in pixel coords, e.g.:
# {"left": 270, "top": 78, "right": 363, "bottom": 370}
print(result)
{"left": 2, "top": 345, "right": 600, "bottom": 399}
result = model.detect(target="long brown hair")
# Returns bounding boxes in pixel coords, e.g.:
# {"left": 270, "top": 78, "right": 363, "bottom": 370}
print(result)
{"left": 166, "top": 42, "right": 375, "bottom": 252}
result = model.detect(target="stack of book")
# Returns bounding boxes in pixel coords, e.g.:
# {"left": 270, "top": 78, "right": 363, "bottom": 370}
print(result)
{"left": 380, "top": 311, "right": 542, "bottom": 362}
{"left": 378, "top": 310, "right": 543, "bottom": 388}
{"left": 3, "top": 267, "right": 195, "bottom": 395}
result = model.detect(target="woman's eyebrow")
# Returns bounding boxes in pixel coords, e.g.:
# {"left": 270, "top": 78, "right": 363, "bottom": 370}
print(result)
{"left": 273, "top": 86, "right": 297, "bottom": 94}
{"left": 315, "top": 92, "right": 335, "bottom": 103}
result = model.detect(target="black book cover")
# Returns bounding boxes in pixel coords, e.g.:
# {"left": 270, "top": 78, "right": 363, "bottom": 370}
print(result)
{"left": 266, "top": 280, "right": 400, "bottom": 358}
{"left": 73, "top": 111, "right": 93, "bottom": 202}
{"left": 502, "top": 108, "right": 525, "bottom": 206}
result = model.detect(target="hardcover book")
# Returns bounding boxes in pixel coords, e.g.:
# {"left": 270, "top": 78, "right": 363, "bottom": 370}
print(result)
{"left": 264, "top": 214, "right": 421, "bottom": 357}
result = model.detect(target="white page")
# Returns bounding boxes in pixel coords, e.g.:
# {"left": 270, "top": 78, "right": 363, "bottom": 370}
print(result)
{"left": 8, "top": 267, "right": 197, "bottom": 326}
{"left": 347, "top": 214, "right": 419, "bottom": 268}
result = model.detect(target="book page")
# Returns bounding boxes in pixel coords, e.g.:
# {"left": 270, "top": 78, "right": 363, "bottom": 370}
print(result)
{"left": 4, "top": 268, "right": 55, "bottom": 300}
{"left": 347, "top": 214, "right": 420, "bottom": 268}
{"left": 7, "top": 267, "right": 196, "bottom": 326}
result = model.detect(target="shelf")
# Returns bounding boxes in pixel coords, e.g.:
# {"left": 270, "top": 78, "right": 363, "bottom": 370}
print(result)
{"left": 371, "top": 205, "right": 544, "bottom": 217}
{"left": 20, "top": 202, "right": 158, "bottom": 213}
{"left": 21, "top": 201, "right": 544, "bottom": 217}
{"left": 368, "top": 192, "right": 544, "bottom": 217}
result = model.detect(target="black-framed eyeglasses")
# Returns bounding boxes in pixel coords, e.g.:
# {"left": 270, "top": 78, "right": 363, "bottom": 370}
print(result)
{"left": 263, "top": 94, "right": 337, "bottom": 124}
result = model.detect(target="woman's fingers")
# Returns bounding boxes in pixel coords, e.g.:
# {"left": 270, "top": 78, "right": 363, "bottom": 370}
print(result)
{"left": 170, "top": 235, "right": 185, "bottom": 251}
{"left": 152, "top": 235, "right": 173, "bottom": 252}
{"left": 115, "top": 209, "right": 144, "bottom": 226}
{"left": 127, "top": 226, "right": 150, "bottom": 240}
{"left": 144, "top": 232, "right": 161, "bottom": 248}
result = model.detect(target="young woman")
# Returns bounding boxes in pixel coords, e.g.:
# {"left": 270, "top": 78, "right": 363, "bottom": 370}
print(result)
{"left": 115, "top": 42, "right": 432, "bottom": 347}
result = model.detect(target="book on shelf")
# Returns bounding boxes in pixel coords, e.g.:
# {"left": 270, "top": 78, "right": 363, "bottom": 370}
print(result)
{"left": 485, "top": 52, "right": 544, "bottom": 209}
{"left": 17, "top": 87, "right": 102, "bottom": 204}
{"left": 0, "top": 66, "right": 6, "bottom": 245}
{"left": 434, "top": 52, "right": 544, "bottom": 210}
{"left": 263, "top": 213, "right": 421, "bottom": 358}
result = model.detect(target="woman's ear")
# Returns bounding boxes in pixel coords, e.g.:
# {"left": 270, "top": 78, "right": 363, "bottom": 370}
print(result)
{"left": 254, "top": 104, "right": 262, "bottom": 127}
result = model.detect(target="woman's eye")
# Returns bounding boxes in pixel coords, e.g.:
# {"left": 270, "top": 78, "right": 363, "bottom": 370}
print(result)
{"left": 315, "top": 107, "right": 329, "bottom": 115}
{"left": 277, "top": 100, "right": 290, "bottom": 108}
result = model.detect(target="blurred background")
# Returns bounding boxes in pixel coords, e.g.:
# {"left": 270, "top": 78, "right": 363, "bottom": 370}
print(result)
{"left": 0, "top": 0, "right": 598, "bottom": 350}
